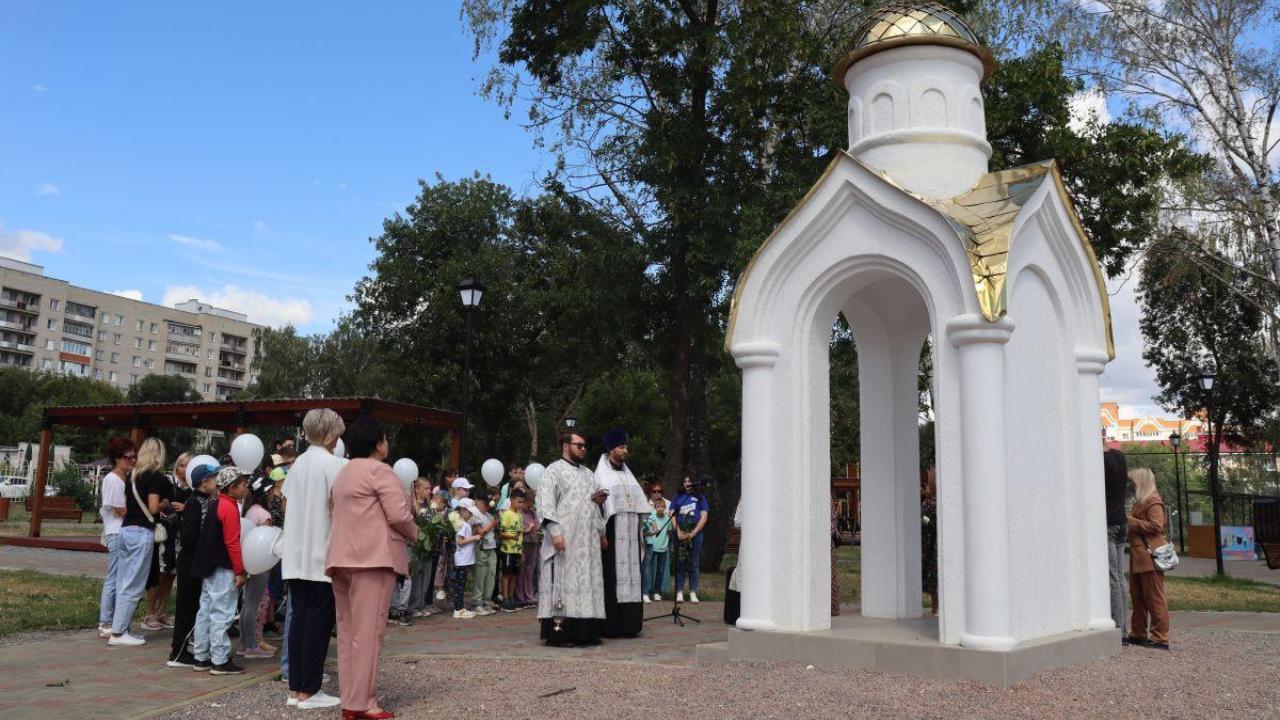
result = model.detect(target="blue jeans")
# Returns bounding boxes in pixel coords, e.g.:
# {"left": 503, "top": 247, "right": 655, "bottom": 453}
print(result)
{"left": 111, "top": 526, "right": 154, "bottom": 634}
{"left": 674, "top": 533, "right": 704, "bottom": 593}
{"left": 194, "top": 567, "right": 237, "bottom": 664}
{"left": 98, "top": 533, "right": 120, "bottom": 626}
{"left": 280, "top": 593, "right": 292, "bottom": 680}
{"left": 644, "top": 549, "right": 669, "bottom": 596}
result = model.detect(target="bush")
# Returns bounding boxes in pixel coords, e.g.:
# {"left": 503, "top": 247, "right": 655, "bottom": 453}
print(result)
{"left": 50, "top": 466, "right": 97, "bottom": 512}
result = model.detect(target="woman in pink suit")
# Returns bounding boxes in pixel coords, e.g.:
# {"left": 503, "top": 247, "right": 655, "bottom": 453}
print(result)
{"left": 326, "top": 416, "right": 417, "bottom": 720}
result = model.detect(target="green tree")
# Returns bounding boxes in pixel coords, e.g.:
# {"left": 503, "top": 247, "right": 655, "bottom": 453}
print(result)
{"left": 0, "top": 368, "right": 125, "bottom": 461}
{"left": 352, "top": 176, "right": 645, "bottom": 473}
{"left": 245, "top": 325, "right": 315, "bottom": 399}
{"left": 126, "top": 374, "right": 203, "bottom": 458}
{"left": 1138, "top": 231, "right": 1280, "bottom": 475}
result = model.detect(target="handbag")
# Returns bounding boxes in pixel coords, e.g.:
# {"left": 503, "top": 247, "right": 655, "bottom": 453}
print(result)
{"left": 129, "top": 474, "right": 167, "bottom": 544}
{"left": 1143, "top": 535, "right": 1179, "bottom": 572}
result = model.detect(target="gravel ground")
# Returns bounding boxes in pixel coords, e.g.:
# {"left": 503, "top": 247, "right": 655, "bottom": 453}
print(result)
{"left": 161, "top": 631, "right": 1279, "bottom": 720}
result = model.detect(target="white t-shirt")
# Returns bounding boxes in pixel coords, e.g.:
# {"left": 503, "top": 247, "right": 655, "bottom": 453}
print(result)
{"left": 281, "top": 444, "right": 343, "bottom": 583}
{"left": 99, "top": 471, "right": 126, "bottom": 537}
{"left": 454, "top": 522, "right": 476, "bottom": 567}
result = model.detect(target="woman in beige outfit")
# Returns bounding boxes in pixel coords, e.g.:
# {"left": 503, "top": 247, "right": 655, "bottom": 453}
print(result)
{"left": 1127, "top": 467, "right": 1170, "bottom": 650}
{"left": 326, "top": 416, "right": 417, "bottom": 719}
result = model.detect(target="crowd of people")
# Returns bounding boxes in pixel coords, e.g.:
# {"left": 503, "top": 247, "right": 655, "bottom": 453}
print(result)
{"left": 94, "top": 411, "right": 712, "bottom": 718}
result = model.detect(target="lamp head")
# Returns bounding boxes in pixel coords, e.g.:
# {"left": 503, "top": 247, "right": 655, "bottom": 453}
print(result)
{"left": 458, "top": 276, "right": 485, "bottom": 309}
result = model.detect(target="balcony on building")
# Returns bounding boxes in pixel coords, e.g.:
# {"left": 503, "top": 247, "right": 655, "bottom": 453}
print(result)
{"left": 219, "top": 338, "right": 248, "bottom": 355}
{"left": 164, "top": 360, "right": 198, "bottom": 379}
{"left": 0, "top": 339, "right": 35, "bottom": 354}
{"left": 0, "top": 351, "right": 33, "bottom": 368}
{"left": 64, "top": 301, "right": 97, "bottom": 321}
{"left": 0, "top": 291, "right": 41, "bottom": 314}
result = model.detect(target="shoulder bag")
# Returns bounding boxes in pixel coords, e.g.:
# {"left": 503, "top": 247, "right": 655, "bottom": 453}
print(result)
{"left": 130, "top": 474, "right": 167, "bottom": 544}
{"left": 1142, "top": 533, "right": 1179, "bottom": 572}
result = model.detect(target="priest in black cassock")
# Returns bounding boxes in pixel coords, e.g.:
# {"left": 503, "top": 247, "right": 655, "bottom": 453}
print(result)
{"left": 596, "top": 429, "right": 648, "bottom": 638}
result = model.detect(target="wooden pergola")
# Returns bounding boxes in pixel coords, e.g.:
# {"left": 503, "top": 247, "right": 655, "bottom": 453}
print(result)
{"left": 26, "top": 397, "right": 461, "bottom": 538}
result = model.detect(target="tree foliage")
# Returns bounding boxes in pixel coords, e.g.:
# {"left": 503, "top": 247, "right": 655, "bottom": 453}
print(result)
{"left": 0, "top": 368, "right": 124, "bottom": 461}
{"left": 1138, "top": 231, "right": 1280, "bottom": 446}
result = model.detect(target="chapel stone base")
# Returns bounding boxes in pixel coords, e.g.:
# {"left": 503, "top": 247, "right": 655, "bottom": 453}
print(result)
{"left": 696, "top": 615, "right": 1120, "bottom": 688}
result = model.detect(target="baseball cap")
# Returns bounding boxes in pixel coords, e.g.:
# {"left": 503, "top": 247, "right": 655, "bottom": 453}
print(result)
{"left": 190, "top": 463, "right": 219, "bottom": 485}
{"left": 457, "top": 498, "right": 478, "bottom": 512}
{"left": 451, "top": 478, "right": 474, "bottom": 490}
{"left": 216, "top": 466, "right": 245, "bottom": 489}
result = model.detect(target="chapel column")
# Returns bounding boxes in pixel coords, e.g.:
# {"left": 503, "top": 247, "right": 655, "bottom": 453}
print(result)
{"left": 732, "top": 341, "right": 781, "bottom": 631}
{"left": 946, "top": 314, "right": 1016, "bottom": 650}
{"left": 1076, "top": 348, "right": 1116, "bottom": 630}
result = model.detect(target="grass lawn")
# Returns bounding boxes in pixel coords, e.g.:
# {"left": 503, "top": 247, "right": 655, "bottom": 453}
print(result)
{"left": 1166, "top": 575, "right": 1280, "bottom": 612}
{"left": 2, "top": 546, "right": 1276, "bottom": 639}
{"left": 0, "top": 505, "right": 98, "bottom": 537}
{"left": 0, "top": 569, "right": 105, "bottom": 636}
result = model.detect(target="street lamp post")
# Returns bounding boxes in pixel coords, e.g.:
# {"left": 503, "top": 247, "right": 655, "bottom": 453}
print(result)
{"left": 1170, "top": 431, "right": 1185, "bottom": 552}
{"left": 1199, "top": 367, "right": 1224, "bottom": 576}
{"left": 563, "top": 416, "right": 578, "bottom": 431}
{"left": 458, "top": 277, "right": 485, "bottom": 477}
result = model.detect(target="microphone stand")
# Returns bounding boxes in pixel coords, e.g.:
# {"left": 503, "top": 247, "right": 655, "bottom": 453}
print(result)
{"left": 643, "top": 514, "right": 700, "bottom": 626}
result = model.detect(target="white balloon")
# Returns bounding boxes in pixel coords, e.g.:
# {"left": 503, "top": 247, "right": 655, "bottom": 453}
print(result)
{"left": 481, "top": 458, "right": 504, "bottom": 487}
{"left": 186, "top": 454, "right": 218, "bottom": 484}
{"left": 230, "top": 434, "right": 265, "bottom": 470}
{"left": 525, "top": 462, "right": 545, "bottom": 490}
{"left": 333, "top": 438, "right": 346, "bottom": 459}
{"left": 242, "top": 525, "right": 282, "bottom": 575}
{"left": 392, "top": 458, "right": 418, "bottom": 488}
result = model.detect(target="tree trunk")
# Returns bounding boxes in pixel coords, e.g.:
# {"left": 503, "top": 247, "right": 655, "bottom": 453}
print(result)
{"left": 660, "top": 273, "right": 695, "bottom": 488}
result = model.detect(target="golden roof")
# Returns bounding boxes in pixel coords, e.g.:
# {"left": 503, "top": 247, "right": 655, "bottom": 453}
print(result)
{"left": 833, "top": 2, "right": 996, "bottom": 84}
{"left": 725, "top": 154, "right": 1115, "bottom": 359}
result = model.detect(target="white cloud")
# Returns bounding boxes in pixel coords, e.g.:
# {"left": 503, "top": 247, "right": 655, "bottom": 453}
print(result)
{"left": 36, "top": 183, "right": 60, "bottom": 196}
{"left": 1068, "top": 89, "right": 1111, "bottom": 137}
{"left": 1099, "top": 272, "right": 1165, "bottom": 417}
{"left": 32, "top": 84, "right": 46, "bottom": 93}
{"left": 162, "top": 284, "right": 314, "bottom": 328}
{"left": 168, "top": 233, "right": 222, "bottom": 252}
{"left": 110, "top": 289, "right": 144, "bottom": 302}
{"left": 0, "top": 223, "right": 63, "bottom": 261}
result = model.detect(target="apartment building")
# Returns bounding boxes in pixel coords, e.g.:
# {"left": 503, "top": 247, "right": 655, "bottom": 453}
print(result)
{"left": 0, "top": 256, "right": 262, "bottom": 400}
{"left": 1100, "top": 401, "right": 1205, "bottom": 443}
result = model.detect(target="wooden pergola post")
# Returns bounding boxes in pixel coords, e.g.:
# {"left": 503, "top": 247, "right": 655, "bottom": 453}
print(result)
{"left": 27, "top": 421, "right": 53, "bottom": 538}
{"left": 450, "top": 429, "right": 462, "bottom": 473}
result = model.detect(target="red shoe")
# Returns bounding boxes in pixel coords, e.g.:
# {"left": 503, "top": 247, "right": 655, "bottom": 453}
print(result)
{"left": 342, "top": 710, "right": 396, "bottom": 720}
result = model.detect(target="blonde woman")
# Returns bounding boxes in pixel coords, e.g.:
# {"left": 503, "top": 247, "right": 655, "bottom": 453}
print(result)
{"left": 142, "top": 451, "right": 193, "bottom": 630}
{"left": 1127, "top": 467, "right": 1171, "bottom": 650}
{"left": 108, "top": 437, "right": 169, "bottom": 646}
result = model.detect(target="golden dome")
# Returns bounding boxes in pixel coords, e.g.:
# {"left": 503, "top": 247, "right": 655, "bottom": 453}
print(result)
{"left": 834, "top": 3, "right": 995, "bottom": 84}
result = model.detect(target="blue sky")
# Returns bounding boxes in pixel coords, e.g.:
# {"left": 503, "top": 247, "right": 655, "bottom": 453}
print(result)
{"left": 0, "top": 1, "right": 1180, "bottom": 417}
{"left": 0, "top": 1, "right": 544, "bottom": 331}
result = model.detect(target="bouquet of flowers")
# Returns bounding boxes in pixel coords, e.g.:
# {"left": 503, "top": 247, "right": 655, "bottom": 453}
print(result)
{"left": 410, "top": 506, "right": 450, "bottom": 569}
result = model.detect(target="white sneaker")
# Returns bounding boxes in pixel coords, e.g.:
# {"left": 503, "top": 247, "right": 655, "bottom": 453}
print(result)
{"left": 435, "top": 590, "right": 446, "bottom": 600}
{"left": 652, "top": 593, "right": 662, "bottom": 601}
{"left": 286, "top": 697, "right": 298, "bottom": 707}
{"left": 97, "top": 624, "right": 112, "bottom": 638}
{"left": 453, "top": 609, "right": 476, "bottom": 619}
{"left": 296, "top": 691, "right": 341, "bottom": 709}
{"left": 690, "top": 593, "right": 700, "bottom": 603}
{"left": 643, "top": 595, "right": 652, "bottom": 603}
{"left": 473, "top": 606, "right": 494, "bottom": 616}
{"left": 107, "top": 633, "right": 146, "bottom": 647}
{"left": 676, "top": 591, "right": 684, "bottom": 602}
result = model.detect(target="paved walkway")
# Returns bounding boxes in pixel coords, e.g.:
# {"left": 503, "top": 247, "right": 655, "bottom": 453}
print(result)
{"left": 0, "top": 600, "right": 729, "bottom": 720}
{"left": 0, "top": 545, "right": 107, "bottom": 578}
{"left": 1168, "top": 556, "right": 1280, "bottom": 586}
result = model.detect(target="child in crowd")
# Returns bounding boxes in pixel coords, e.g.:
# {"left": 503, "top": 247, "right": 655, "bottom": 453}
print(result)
{"left": 450, "top": 499, "right": 481, "bottom": 619}
{"left": 497, "top": 490, "right": 526, "bottom": 612}
{"left": 238, "top": 476, "right": 276, "bottom": 659}
{"left": 166, "top": 461, "right": 219, "bottom": 668}
{"left": 471, "top": 495, "right": 499, "bottom": 615}
{"left": 516, "top": 489, "right": 540, "bottom": 607}
{"left": 644, "top": 498, "right": 672, "bottom": 602}
{"left": 407, "top": 478, "right": 446, "bottom": 618}
{"left": 191, "top": 467, "right": 249, "bottom": 675}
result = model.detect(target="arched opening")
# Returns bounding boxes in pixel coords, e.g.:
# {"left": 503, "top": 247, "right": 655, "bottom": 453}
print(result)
{"left": 821, "top": 269, "right": 937, "bottom": 625}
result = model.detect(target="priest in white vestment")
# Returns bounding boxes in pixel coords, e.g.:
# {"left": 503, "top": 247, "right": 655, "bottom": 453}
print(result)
{"left": 596, "top": 429, "right": 648, "bottom": 637}
{"left": 537, "top": 431, "right": 608, "bottom": 646}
